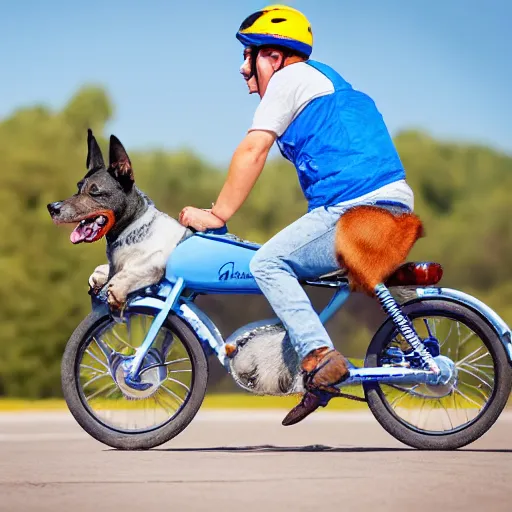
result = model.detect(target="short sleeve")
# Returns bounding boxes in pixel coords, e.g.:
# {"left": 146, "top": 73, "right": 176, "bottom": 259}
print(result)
{"left": 249, "top": 62, "right": 335, "bottom": 137}
{"left": 249, "top": 71, "right": 301, "bottom": 137}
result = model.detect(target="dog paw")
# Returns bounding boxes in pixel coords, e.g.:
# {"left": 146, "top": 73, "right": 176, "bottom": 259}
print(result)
{"left": 88, "top": 265, "right": 109, "bottom": 294}
{"left": 107, "top": 282, "right": 127, "bottom": 310}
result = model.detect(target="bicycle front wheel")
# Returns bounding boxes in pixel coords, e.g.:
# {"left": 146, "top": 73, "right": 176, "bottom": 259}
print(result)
{"left": 61, "top": 307, "right": 208, "bottom": 450}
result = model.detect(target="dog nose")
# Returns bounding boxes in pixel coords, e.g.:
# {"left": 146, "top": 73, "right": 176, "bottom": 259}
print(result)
{"left": 47, "top": 201, "right": 62, "bottom": 216}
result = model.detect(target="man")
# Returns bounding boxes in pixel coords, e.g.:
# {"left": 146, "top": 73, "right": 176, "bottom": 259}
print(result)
{"left": 179, "top": 5, "right": 414, "bottom": 425}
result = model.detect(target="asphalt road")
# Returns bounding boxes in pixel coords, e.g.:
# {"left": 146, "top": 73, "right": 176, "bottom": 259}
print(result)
{"left": 0, "top": 409, "right": 511, "bottom": 512}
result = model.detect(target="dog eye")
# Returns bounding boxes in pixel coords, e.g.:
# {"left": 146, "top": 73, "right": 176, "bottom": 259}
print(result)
{"left": 88, "top": 184, "right": 103, "bottom": 196}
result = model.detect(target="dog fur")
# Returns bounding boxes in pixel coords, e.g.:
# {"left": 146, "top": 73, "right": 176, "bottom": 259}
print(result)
{"left": 225, "top": 322, "right": 304, "bottom": 395}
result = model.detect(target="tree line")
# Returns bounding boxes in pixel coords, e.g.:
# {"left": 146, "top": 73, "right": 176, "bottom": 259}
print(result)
{"left": 0, "top": 86, "right": 510, "bottom": 397}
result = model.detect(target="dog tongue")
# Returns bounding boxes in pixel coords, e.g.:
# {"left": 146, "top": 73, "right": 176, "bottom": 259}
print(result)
{"left": 70, "top": 216, "right": 106, "bottom": 244}
{"left": 70, "top": 223, "right": 93, "bottom": 244}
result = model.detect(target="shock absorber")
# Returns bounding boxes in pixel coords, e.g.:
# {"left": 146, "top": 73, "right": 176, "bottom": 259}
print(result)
{"left": 374, "top": 283, "right": 440, "bottom": 373}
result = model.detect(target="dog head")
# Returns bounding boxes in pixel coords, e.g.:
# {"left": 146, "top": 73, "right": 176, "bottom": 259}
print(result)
{"left": 47, "top": 130, "right": 137, "bottom": 244}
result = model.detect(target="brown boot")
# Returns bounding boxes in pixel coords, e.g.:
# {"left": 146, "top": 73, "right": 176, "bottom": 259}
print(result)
{"left": 281, "top": 390, "right": 334, "bottom": 426}
{"left": 282, "top": 347, "right": 350, "bottom": 427}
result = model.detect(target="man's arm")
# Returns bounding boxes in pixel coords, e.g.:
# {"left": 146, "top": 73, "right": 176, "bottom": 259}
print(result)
{"left": 211, "top": 129, "right": 276, "bottom": 222}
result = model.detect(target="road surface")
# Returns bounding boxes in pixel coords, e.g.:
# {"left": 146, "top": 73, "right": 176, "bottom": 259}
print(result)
{"left": 0, "top": 409, "right": 510, "bottom": 511}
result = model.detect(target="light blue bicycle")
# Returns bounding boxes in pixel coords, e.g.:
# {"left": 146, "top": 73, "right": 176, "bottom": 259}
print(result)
{"left": 62, "top": 226, "right": 512, "bottom": 450}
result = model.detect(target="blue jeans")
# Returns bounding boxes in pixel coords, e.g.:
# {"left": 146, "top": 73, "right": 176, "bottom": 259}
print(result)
{"left": 249, "top": 197, "right": 411, "bottom": 361}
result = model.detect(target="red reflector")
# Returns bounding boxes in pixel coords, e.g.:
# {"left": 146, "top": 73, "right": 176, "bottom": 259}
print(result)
{"left": 385, "top": 262, "right": 443, "bottom": 287}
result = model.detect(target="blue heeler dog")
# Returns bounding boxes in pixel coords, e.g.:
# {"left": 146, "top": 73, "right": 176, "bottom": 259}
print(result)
{"left": 47, "top": 130, "right": 187, "bottom": 310}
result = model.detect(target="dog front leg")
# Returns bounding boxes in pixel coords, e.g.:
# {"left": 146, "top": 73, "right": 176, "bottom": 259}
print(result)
{"left": 107, "top": 265, "right": 164, "bottom": 310}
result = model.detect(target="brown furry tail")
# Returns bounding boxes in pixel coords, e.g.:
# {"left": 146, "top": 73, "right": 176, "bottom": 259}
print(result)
{"left": 335, "top": 206, "right": 424, "bottom": 295}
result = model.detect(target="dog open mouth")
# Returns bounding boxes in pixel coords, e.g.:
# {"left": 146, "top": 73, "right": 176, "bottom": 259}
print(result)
{"left": 70, "top": 211, "right": 115, "bottom": 244}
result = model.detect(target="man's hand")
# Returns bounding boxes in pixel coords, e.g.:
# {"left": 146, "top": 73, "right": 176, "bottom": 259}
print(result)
{"left": 179, "top": 207, "right": 225, "bottom": 231}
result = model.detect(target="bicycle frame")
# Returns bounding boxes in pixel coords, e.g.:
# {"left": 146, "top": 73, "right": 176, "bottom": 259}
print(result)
{"left": 96, "top": 281, "right": 510, "bottom": 395}
{"left": 92, "top": 231, "right": 512, "bottom": 393}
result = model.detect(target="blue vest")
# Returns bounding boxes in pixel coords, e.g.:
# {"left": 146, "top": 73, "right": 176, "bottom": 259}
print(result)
{"left": 277, "top": 60, "right": 405, "bottom": 211}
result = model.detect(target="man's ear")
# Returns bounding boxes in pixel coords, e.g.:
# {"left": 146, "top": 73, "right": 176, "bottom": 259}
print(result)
{"left": 86, "top": 129, "right": 105, "bottom": 171}
{"left": 108, "top": 135, "right": 134, "bottom": 191}
{"left": 269, "top": 50, "right": 284, "bottom": 71}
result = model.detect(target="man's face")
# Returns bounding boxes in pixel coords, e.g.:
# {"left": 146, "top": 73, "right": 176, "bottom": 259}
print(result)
{"left": 240, "top": 47, "right": 285, "bottom": 97}
{"left": 240, "top": 48, "right": 259, "bottom": 95}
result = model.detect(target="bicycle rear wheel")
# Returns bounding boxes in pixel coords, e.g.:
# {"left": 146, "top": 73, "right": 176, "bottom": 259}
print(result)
{"left": 364, "top": 299, "right": 512, "bottom": 450}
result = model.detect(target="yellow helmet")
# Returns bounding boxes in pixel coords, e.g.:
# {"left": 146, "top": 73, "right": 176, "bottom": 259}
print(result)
{"left": 236, "top": 5, "right": 313, "bottom": 58}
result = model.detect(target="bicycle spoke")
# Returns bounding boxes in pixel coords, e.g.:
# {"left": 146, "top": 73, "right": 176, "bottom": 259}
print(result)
{"left": 455, "top": 322, "right": 463, "bottom": 362}
{"left": 456, "top": 345, "right": 487, "bottom": 367}
{"left": 83, "top": 372, "right": 112, "bottom": 389}
{"left": 85, "top": 348, "right": 109, "bottom": 370}
{"left": 80, "top": 363, "right": 106, "bottom": 374}
{"left": 458, "top": 380, "right": 490, "bottom": 403}
{"left": 154, "top": 392, "right": 174, "bottom": 414}
{"left": 437, "top": 398, "right": 454, "bottom": 431}
{"left": 166, "top": 377, "right": 191, "bottom": 392}
{"left": 453, "top": 387, "right": 482, "bottom": 409}
{"left": 463, "top": 350, "right": 491, "bottom": 367}
{"left": 420, "top": 399, "right": 434, "bottom": 430}
{"left": 457, "top": 365, "right": 494, "bottom": 390}
{"left": 440, "top": 321, "right": 453, "bottom": 348}
{"left": 389, "top": 389, "right": 409, "bottom": 409}
{"left": 165, "top": 358, "right": 190, "bottom": 366}
{"left": 416, "top": 397, "right": 426, "bottom": 428}
{"left": 111, "top": 327, "right": 136, "bottom": 351}
{"left": 458, "top": 328, "right": 475, "bottom": 349}
{"left": 85, "top": 381, "right": 117, "bottom": 402}
{"left": 105, "top": 384, "right": 120, "bottom": 399}
{"left": 160, "top": 384, "right": 185, "bottom": 405}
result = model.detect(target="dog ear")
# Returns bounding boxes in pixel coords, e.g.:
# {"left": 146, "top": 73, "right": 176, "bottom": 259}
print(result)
{"left": 108, "top": 134, "right": 134, "bottom": 191}
{"left": 86, "top": 129, "right": 105, "bottom": 171}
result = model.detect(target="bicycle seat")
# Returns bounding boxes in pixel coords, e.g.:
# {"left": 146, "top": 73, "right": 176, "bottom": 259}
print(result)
{"left": 317, "top": 268, "right": 349, "bottom": 282}
{"left": 306, "top": 262, "right": 442, "bottom": 288}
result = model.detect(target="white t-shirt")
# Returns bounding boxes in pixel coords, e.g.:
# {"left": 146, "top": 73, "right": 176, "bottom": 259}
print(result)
{"left": 249, "top": 62, "right": 334, "bottom": 137}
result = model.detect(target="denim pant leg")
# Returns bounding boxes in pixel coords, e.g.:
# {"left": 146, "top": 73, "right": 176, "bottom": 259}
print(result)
{"left": 249, "top": 207, "right": 343, "bottom": 361}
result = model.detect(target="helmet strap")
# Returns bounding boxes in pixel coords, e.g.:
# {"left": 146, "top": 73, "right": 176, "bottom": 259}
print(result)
{"left": 277, "top": 49, "right": 292, "bottom": 71}
{"left": 249, "top": 47, "right": 260, "bottom": 89}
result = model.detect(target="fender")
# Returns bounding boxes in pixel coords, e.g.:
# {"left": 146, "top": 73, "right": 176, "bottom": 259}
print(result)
{"left": 412, "top": 287, "right": 512, "bottom": 364}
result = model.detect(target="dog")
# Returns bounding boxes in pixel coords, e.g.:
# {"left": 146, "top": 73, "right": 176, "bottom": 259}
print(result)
{"left": 47, "top": 129, "right": 187, "bottom": 310}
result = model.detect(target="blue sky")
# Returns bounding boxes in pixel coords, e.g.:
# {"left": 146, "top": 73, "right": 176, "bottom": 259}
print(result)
{"left": 1, "top": 0, "right": 510, "bottom": 165}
